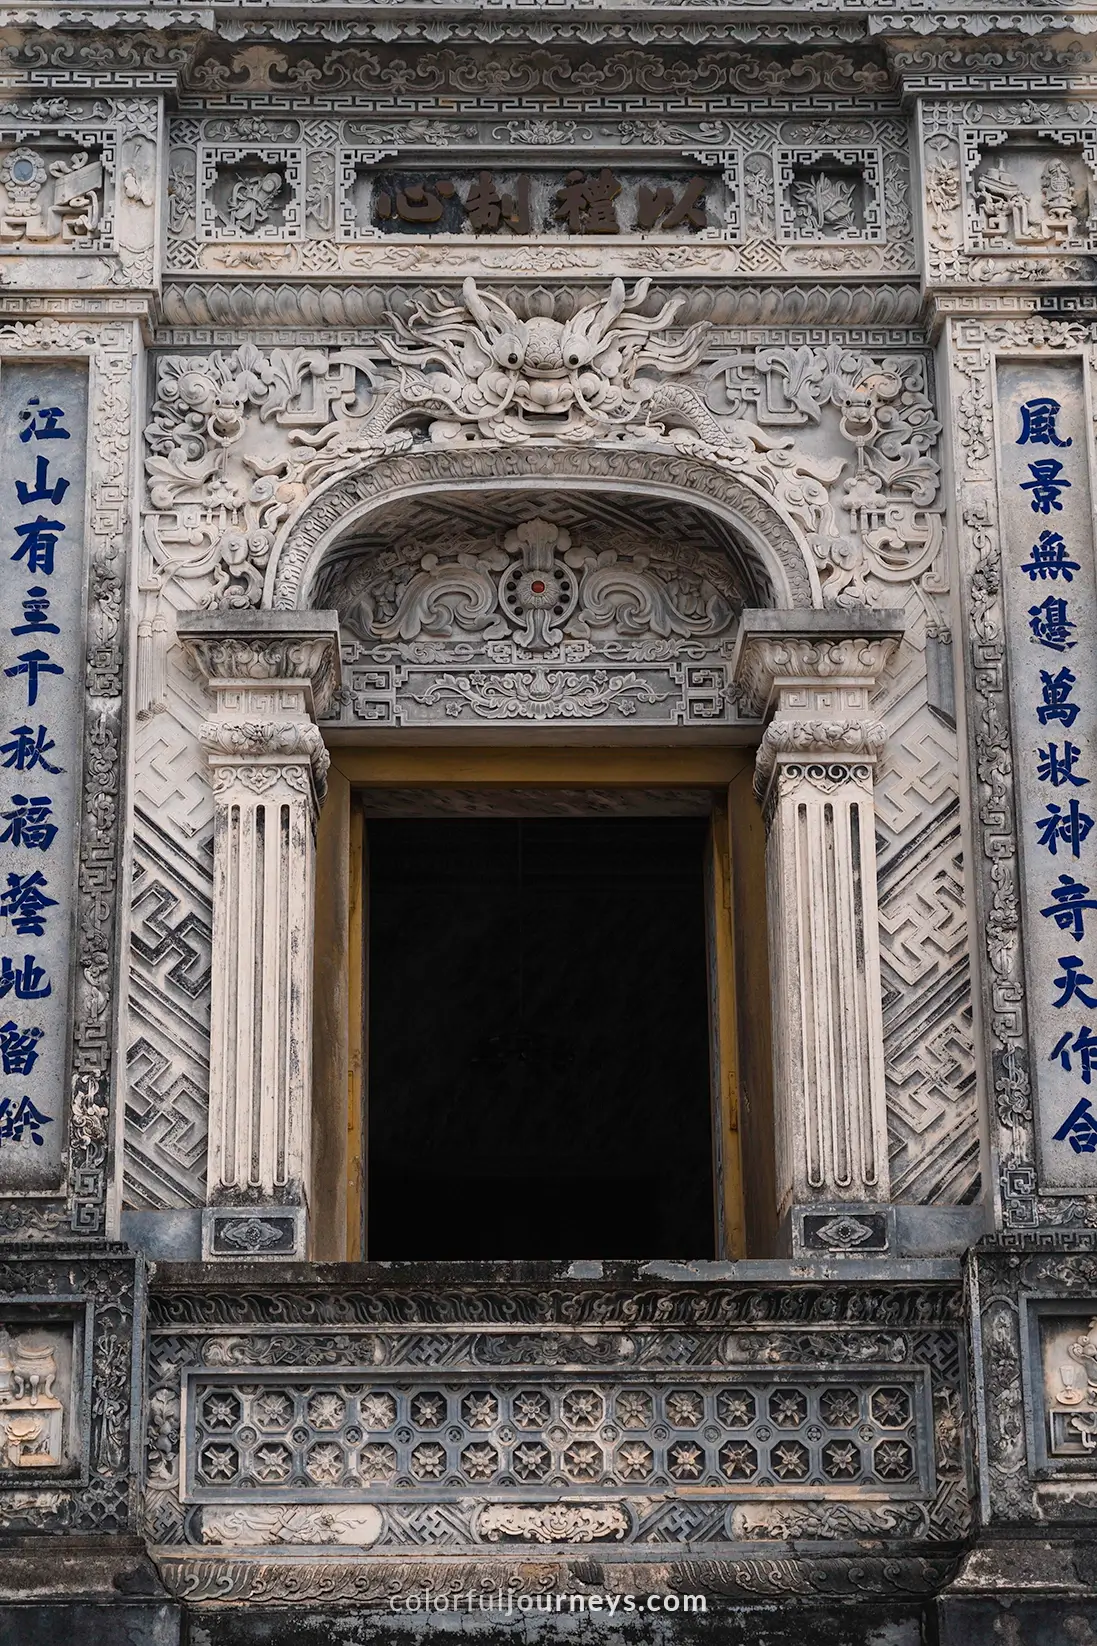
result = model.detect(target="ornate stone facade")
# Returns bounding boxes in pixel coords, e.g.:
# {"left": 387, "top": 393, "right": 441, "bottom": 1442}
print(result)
{"left": 0, "top": 2, "right": 1096, "bottom": 1642}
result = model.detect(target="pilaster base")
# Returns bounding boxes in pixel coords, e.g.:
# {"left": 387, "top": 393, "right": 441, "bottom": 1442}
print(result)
{"left": 780, "top": 1202, "right": 896, "bottom": 1258}
{"left": 0, "top": 1537, "right": 179, "bottom": 1646}
{"left": 202, "top": 1203, "right": 307, "bottom": 1260}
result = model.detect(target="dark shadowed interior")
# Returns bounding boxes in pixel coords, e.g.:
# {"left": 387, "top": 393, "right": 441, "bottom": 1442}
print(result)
{"left": 367, "top": 816, "right": 715, "bottom": 1259}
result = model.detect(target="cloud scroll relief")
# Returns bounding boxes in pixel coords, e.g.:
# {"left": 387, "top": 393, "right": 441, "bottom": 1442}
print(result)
{"left": 337, "top": 518, "right": 734, "bottom": 657}
{"left": 318, "top": 513, "right": 743, "bottom": 726}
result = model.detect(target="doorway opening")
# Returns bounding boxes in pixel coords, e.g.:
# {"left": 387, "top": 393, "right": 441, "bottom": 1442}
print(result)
{"left": 367, "top": 815, "right": 715, "bottom": 1260}
{"left": 310, "top": 747, "right": 775, "bottom": 1263}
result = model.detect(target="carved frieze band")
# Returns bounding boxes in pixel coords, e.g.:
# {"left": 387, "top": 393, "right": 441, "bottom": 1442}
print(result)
{"left": 144, "top": 1276, "right": 971, "bottom": 1595}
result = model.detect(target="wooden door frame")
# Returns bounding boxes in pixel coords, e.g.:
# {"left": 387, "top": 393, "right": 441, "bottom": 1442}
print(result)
{"left": 313, "top": 745, "right": 772, "bottom": 1260}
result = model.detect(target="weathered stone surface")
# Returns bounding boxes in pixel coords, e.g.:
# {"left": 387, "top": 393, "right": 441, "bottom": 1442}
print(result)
{"left": 0, "top": 1, "right": 1095, "bottom": 1628}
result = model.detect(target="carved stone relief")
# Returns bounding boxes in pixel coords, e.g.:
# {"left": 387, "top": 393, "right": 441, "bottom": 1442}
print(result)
{"left": 164, "top": 100, "right": 915, "bottom": 281}
{"left": 145, "top": 1274, "right": 971, "bottom": 1595}
{"left": 315, "top": 500, "right": 750, "bottom": 731}
{"left": 0, "top": 100, "right": 157, "bottom": 291}
{"left": 0, "top": 1250, "right": 140, "bottom": 1536}
{"left": 0, "top": 1324, "right": 68, "bottom": 1469}
{"left": 182, "top": 1369, "right": 929, "bottom": 1502}
{"left": 0, "top": 144, "right": 105, "bottom": 245}
{"left": 970, "top": 1243, "right": 1097, "bottom": 1526}
{"left": 921, "top": 104, "right": 1097, "bottom": 287}
{"left": 128, "top": 277, "right": 972, "bottom": 1216}
{"left": 1039, "top": 1313, "right": 1097, "bottom": 1463}
{"left": 776, "top": 145, "right": 884, "bottom": 243}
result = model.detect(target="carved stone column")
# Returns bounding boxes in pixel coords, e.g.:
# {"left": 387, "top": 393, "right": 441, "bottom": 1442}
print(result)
{"left": 177, "top": 612, "right": 341, "bottom": 1261}
{"left": 732, "top": 610, "right": 904, "bottom": 1256}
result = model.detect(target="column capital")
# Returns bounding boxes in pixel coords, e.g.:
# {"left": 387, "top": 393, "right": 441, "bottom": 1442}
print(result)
{"left": 732, "top": 609, "right": 905, "bottom": 717}
{"left": 177, "top": 610, "right": 342, "bottom": 806}
{"left": 732, "top": 609, "right": 904, "bottom": 801}
{"left": 175, "top": 609, "right": 342, "bottom": 720}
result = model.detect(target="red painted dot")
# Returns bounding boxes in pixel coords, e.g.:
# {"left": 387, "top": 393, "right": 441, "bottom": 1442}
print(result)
{"left": 530, "top": 580, "right": 546, "bottom": 594}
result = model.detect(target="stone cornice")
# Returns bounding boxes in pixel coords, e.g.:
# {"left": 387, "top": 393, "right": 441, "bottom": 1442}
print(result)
{"left": 0, "top": 10, "right": 1083, "bottom": 56}
{"left": 158, "top": 283, "right": 924, "bottom": 332}
{"left": 4, "top": 5, "right": 1090, "bottom": 31}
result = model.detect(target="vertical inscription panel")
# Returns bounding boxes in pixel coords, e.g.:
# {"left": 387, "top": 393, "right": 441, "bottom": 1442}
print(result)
{"left": 0, "top": 362, "right": 88, "bottom": 1190}
{"left": 999, "top": 359, "right": 1097, "bottom": 1190}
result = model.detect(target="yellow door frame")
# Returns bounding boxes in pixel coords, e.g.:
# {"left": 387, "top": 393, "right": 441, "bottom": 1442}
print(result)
{"left": 315, "top": 745, "right": 770, "bottom": 1260}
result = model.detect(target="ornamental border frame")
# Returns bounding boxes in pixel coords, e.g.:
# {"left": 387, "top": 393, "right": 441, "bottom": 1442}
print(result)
{"left": 265, "top": 443, "right": 821, "bottom": 615}
{"left": 0, "top": 1245, "right": 143, "bottom": 1536}
{"left": 949, "top": 313, "right": 1097, "bottom": 1233}
{"left": 0, "top": 320, "right": 133, "bottom": 1243}
{"left": 197, "top": 143, "right": 307, "bottom": 242}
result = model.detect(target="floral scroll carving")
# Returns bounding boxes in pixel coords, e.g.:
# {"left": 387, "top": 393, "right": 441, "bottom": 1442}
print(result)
{"left": 337, "top": 515, "right": 734, "bottom": 656}
{"left": 478, "top": 1503, "right": 630, "bottom": 1543}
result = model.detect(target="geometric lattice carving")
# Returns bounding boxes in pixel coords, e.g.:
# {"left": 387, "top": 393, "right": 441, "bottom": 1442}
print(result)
{"left": 880, "top": 798, "right": 977, "bottom": 1204}
{"left": 125, "top": 1038, "right": 208, "bottom": 1210}
{"left": 146, "top": 1274, "right": 970, "bottom": 1578}
{"left": 185, "top": 1373, "right": 929, "bottom": 1503}
{"left": 876, "top": 605, "right": 977, "bottom": 1206}
{"left": 123, "top": 802, "right": 212, "bottom": 1210}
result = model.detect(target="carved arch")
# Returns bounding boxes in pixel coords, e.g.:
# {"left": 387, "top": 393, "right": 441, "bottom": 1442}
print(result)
{"left": 266, "top": 444, "right": 822, "bottom": 613}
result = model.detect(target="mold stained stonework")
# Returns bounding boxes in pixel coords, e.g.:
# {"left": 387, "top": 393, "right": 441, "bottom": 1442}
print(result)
{"left": 733, "top": 610, "right": 903, "bottom": 1245}
{"left": 176, "top": 612, "right": 341, "bottom": 1261}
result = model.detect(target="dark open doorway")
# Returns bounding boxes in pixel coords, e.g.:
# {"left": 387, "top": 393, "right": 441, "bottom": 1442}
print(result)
{"left": 367, "top": 815, "right": 715, "bottom": 1259}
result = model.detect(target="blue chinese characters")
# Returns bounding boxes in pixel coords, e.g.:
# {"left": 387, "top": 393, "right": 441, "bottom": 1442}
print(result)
{"left": 1012, "top": 392, "right": 1097, "bottom": 1158}
{"left": 0, "top": 396, "right": 72, "bottom": 1152}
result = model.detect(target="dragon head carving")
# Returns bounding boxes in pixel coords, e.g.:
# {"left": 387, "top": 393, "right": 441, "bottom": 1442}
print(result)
{"left": 380, "top": 276, "right": 707, "bottom": 440}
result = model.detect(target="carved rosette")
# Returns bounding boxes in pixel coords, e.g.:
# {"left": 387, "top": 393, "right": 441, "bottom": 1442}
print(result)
{"left": 177, "top": 613, "right": 341, "bottom": 1259}
{"left": 733, "top": 614, "right": 902, "bottom": 1233}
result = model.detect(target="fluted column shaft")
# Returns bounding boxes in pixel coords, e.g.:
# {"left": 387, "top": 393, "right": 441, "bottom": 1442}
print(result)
{"left": 734, "top": 610, "right": 903, "bottom": 1253}
{"left": 178, "top": 612, "right": 341, "bottom": 1260}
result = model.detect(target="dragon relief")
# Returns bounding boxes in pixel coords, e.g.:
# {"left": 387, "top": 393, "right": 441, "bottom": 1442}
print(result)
{"left": 142, "top": 278, "right": 939, "bottom": 618}
{"left": 379, "top": 275, "right": 709, "bottom": 443}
